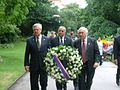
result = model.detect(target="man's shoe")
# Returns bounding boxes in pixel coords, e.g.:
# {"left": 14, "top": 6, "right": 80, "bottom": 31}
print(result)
{"left": 64, "top": 87, "right": 67, "bottom": 90}
{"left": 116, "top": 79, "right": 120, "bottom": 86}
{"left": 116, "top": 74, "right": 120, "bottom": 86}
{"left": 63, "top": 86, "right": 67, "bottom": 90}
{"left": 41, "top": 87, "right": 46, "bottom": 90}
{"left": 74, "top": 85, "right": 79, "bottom": 90}
{"left": 74, "top": 86, "right": 77, "bottom": 90}
{"left": 116, "top": 81, "right": 120, "bottom": 86}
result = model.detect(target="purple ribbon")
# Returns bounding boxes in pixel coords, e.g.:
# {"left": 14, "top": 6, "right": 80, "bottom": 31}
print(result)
{"left": 53, "top": 55, "right": 70, "bottom": 79}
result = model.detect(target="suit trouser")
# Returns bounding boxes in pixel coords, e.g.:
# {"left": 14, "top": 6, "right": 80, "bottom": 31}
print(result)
{"left": 73, "top": 77, "right": 79, "bottom": 90}
{"left": 78, "top": 63, "right": 95, "bottom": 90}
{"left": 56, "top": 81, "right": 67, "bottom": 90}
{"left": 99, "top": 55, "right": 103, "bottom": 65}
{"left": 116, "top": 59, "right": 120, "bottom": 85}
{"left": 30, "top": 68, "right": 48, "bottom": 90}
{"left": 55, "top": 60, "right": 67, "bottom": 90}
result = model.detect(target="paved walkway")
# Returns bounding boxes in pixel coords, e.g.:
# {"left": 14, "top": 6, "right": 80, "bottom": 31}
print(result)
{"left": 8, "top": 61, "right": 120, "bottom": 90}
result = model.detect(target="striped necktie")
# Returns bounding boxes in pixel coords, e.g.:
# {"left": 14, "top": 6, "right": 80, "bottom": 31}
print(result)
{"left": 60, "top": 37, "right": 64, "bottom": 45}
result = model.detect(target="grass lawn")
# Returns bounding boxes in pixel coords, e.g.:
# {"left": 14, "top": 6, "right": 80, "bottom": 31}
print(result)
{"left": 0, "top": 41, "right": 26, "bottom": 90}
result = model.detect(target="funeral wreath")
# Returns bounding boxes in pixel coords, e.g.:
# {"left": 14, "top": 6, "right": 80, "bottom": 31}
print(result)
{"left": 44, "top": 45, "right": 83, "bottom": 83}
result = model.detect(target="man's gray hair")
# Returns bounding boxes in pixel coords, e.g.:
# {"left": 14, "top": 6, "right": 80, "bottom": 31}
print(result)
{"left": 32, "top": 23, "right": 42, "bottom": 29}
{"left": 77, "top": 27, "right": 88, "bottom": 34}
{"left": 58, "top": 26, "right": 66, "bottom": 32}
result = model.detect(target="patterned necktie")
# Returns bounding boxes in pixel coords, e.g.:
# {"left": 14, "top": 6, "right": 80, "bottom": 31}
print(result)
{"left": 60, "top": 37, "right": 64, "bottom": 45}
{"left": 82, "top": 39, "right": 86, "bottom": 63}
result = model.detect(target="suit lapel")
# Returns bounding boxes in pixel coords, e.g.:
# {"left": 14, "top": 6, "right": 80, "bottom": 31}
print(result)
{"left": 40, "top": 35, "right": 45, "bottom": 49}
{"left": 57, "top": 36, "right": 60, "bottom": 45}
{"left": 64, "top": 36, "right": 67, "bottom": 45}
{"left": 32, "top": 36, "right": 38, "bottom": 50}
{"left": 41, "top": 35, "right": 43, "bottom": 47}
{"left": 79, "top": 39, "right": 82, "bottom": 50}
{"left": 87, "top": 38, "right": 92, "bottom": 53}
{"left": 87, "top": 38, "right": 89, "bottom": 51}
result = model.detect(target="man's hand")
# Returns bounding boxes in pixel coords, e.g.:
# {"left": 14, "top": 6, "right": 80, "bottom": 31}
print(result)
{"left": 114, "top": 59, "right": 118, "bottom": 65}
{"left": 25, "top": 66, "right": 30, "bottom": 72}
{"left": 93, "top": 62, "right": 99, "bottom": 69}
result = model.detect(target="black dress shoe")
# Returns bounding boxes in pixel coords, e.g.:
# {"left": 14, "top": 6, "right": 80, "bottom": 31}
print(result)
{"left": 63, "top": 86, "right": 67, "bottom": 90}
{"left": 116, "top": 74, "right": 120, "bottom": 86}
{"left": 74, "top": 85, "right": 79, "bottom": 90}
{"left": 100, "top": 63, "right": 102, "bottom": 66}
{"left": 116, "top": 80, "right": 120, "bottom": 86}
{"left": 74, "top": 86, "right": 77, "bottom": 90}
{"left": 64, "top": 87, "right": 67, "bottom": 90}
{"left": 41, "top": 87, "right": 46, "bottom": 90}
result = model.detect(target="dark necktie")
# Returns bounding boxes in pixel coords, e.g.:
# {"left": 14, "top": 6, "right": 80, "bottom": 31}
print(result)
{"left": 82, "top": 39, "right": 86, "bottom": 63}
{"left": 36, "top": 37, "right": 40, "bottom": 49}
{"left": 60, "top": 37, "right": 64, "bottom": 45}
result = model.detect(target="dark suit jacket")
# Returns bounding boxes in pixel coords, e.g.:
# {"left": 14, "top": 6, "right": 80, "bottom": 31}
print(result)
{"left": 73, "top": 37, "right": 100, "bottom": 71}
{"left": 50, "top": 36, "right": 73, "bottom": 47}
{"left": 50, "top": 36, "right": 72, "bottom": 67}
{"left": 24, "top": 35, "right": 50, "bottom": 71}
{"left": 114, "top": 36, "right": 120, "bottom": 61}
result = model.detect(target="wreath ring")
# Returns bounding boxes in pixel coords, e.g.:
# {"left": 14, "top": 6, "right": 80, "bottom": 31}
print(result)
{"left": 44, "top": 45, "right": 83, "bottom": 83}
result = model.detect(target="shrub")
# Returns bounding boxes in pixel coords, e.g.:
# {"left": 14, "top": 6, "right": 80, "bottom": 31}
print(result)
{"left": 0, "top": 24, "right": 21, "bottom": 43}
{"left": 99, "top": 20, "right": 119, "bottom": 37}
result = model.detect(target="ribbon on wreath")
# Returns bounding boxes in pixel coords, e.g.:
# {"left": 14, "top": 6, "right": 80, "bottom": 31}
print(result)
{"left": 53, "top": 55, "right": 70, "bottom": 79}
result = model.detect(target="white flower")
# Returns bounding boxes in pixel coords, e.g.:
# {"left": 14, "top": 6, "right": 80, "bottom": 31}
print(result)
{"left": 63, "top": 49, "right": 66, "bottom": 52}
{"left": 44, "top": 46, "right": 83, "bottom": 83}
{"left": 51, "top": 51, "right": 55, "bottom": 54}
{"left": 54, "top": 47, "right": 58, "bottom": 51}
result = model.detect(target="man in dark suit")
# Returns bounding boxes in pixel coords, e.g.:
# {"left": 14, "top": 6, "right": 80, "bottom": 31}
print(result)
{"left": 50, "top": 26, "right": 72, "bottom": 90}
{"left": 73, "top": 27, "right": 100, "bottom": 90}
{"left": 24, "top": 23, "right": 50, "bottom": 90}
{"left": 114, "top": 36, "right": 120, "bottom": 86}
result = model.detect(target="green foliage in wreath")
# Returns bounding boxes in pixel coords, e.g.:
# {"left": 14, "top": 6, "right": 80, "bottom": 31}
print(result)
{"left": 44, "top": 45, "right": 83, "bottom": 83}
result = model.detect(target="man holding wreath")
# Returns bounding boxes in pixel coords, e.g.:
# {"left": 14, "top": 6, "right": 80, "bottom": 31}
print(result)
{"left": 50, "top": 26, "right": 73, "bottom": 90}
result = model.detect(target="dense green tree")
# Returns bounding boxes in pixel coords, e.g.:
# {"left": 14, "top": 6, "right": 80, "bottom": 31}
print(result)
{"left": 59, "top": 3, "right": 83, "bottom": 33}
{"left": 86, "top": 0, "right": 120, "bottom": 25}
{"left": 80, "top": 7, "right": 93, "bottom": 27}
{"left": 21, "top": 0, "right": 59, "bottom": 36}
{"left": 0, "top": 0, "right": 35, "bottom": 43}
{"left": 88, "top": 16, "right": 119, "bottom": 38}
{"left": 0, "top": 0, "right": 5, "bottom": 23}
{"left": 99, "top": 20, "right": 118, "bottom": 36}
{"left": 87, "top": 16, "right": 105, "bottom": 36}
{"left": 3, "top": 0, "right": 35, "bottom": 25}
{"left": 116, "top": 27, "right": 120, "bottom": 36}
{"left": 85, "top": 0, "right": 120, "bottom": 37}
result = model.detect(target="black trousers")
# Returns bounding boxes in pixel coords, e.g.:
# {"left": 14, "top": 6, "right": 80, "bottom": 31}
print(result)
{"left": 30, "top": 68, "right": 48, "bottom": 90}
{"left": 55, "top": 60, "right": 67, "bottom": 90}
{"left": 78, "top": 63, "right": 95, "bottom": 90}
{"left": 73, "top": 77, "right": 79, "bottom": 90}
{"left": 116, "top": 59, "right": 120, "bottom": 86}
{"left": 99, "top": 55, "right": 103, "bottom": 65}
{"left": 56, "top": 81, "right": 67, "bottom": 90}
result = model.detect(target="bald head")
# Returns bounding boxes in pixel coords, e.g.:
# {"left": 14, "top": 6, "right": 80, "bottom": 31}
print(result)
{"left": 58, "top": 26, "right": 66, "bottom": 37}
